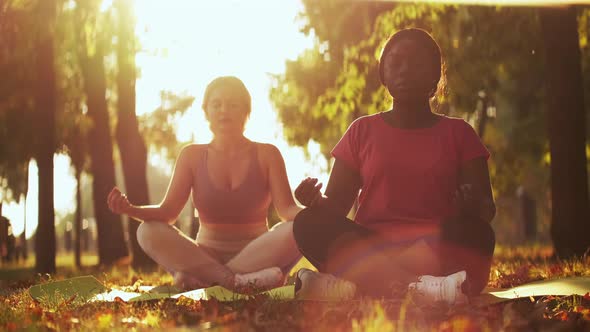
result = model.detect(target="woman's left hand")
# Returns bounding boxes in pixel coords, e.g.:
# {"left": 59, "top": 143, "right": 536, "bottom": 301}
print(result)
{"left": 294, "top": 177, "right": 324, "bottom": 207}
{"left": 107, "top": 187, "right": 132, "bottom": 215}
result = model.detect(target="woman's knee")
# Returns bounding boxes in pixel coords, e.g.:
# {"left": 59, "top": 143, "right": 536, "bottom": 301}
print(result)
{"left": 136, "top": 221, "right": 168, "bottom": 252}
{"left": 442, "top": 217, "right": 495, "bottom": 257}
{"left": 467, "top": 221, "right": 495, "bottom": 257}
{"left": 292, "top": 207, "right": 323, "bottom": 243}
{"left": 479, "top": 222, "right": 496, "bottom": 256}
{"left": 440, "top": 219, "right": 495, "bottom": 294}
{"left": 270, "top": 221, "right": 292, "bottom": 232}
{"left": 441, "top": 246, "right": 493, "bottom": 295}
{"left": 270, "top": 222, "right": 298, "bottom": 248}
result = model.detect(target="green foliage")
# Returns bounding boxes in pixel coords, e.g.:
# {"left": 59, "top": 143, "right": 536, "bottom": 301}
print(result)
{"left": 271, "top": 3, "right": 560, "bottom": 198}
{"left": 54, "top": 2, "right": 91, "bottom": 174}
{"left": 138, "top": 91, "right": 195, "bottom": 163}
{"left": 269, "top": 46, "right": 340, "bottom": 157}
{"left": 270, "top": 0, "right": 394, "bottom": 158}
{"left": 0, "top": 0, "right": 95, "bottom": 201}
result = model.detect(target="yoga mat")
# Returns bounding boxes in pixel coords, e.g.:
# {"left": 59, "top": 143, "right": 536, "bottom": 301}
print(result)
{"left": 28, "top": 275, "right": 590, "bottom": 305}
{"left": 473, "top": 277, "right": 590, "bottom": 306}
{"left": 28, "top": 276, "right": 295, "bottom": 304}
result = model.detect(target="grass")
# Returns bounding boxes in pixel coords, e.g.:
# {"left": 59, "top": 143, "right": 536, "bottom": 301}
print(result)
{"left": 1, "top": 246, "right": 590, "bottom": 331}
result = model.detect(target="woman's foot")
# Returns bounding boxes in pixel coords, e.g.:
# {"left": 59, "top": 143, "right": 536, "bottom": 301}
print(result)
{"left": 408, "top": 270, "right": 468, "bottom": 305}
{"left": 234, "top": 266, "right": 284, "bottom": 291}
{"left": 173, "top": 272, "right": 206, "bottom": 291}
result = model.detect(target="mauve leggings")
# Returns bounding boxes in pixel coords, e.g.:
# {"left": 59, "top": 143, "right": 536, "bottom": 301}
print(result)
{"left": 137, "top": 221, "right": 301, "bottom": 289}
{"left": 292, "top": 206, "right": 495, "bottom": 296}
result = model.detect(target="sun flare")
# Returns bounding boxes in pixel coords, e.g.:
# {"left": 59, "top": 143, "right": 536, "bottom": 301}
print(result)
{"left": 133, "top": 0, "right": 322, "bottom": 184}
{"left": 3, "top": 0, "right": 325, "bottom": 237}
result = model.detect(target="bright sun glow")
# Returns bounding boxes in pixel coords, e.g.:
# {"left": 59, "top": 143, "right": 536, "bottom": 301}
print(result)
{"left": 4, "top": 0, "right": 327, "bottom": 237}
{"left": 3, "top": 156, "right": 77, "bottom": 238}
{"left": 133, "top": 0, "right": 325, "bottom": 185}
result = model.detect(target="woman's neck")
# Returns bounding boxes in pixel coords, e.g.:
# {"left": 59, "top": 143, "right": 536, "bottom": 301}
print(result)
{"left": 388, "top": 99, "right": 436, "bottom": 128}
{"left": 209, "top": 134, "right": 250, "bottom": 154}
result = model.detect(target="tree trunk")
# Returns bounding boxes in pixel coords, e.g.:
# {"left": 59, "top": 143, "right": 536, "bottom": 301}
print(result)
{"left": 114, "top": 0, "right": 155, "bottom": 270}
{"left": 540, "top": 6, "right": 590, "bottom": 258}
{"left": 22, "top": 195, "right": 27, "bottom": 259}
{"left": 477, "top": 92, "right": 489, "bottom": 139}
{"left": 79, "top": 34, "right": 129, "bottom": 266}
{"left": 0, "top": 203, "right": 6, "bottom": 261}
{"left": 74, "top": 167, "right": 82, "bottom": 268}
{"left": 34, "top": 0, "right": 56, "bottom": 274}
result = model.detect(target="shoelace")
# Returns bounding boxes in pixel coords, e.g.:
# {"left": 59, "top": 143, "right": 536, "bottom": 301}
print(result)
{"left": 420, "top": 277, "right": 445, "bottom": 301}
{"left": 322, "top": 275, "right": 351, "bottom": 298}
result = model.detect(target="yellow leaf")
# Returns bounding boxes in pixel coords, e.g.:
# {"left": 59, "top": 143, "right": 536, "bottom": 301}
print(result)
{"left": 143, "top": 312, "right": 159, "bottom": 328}
{"left": 97, "top": 313, "right": 112, "bottom": 329}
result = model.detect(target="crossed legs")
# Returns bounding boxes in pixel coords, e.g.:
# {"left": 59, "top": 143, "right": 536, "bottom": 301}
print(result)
{"left": 292, "top": 207, "right": 495, "bottom": 297}
{"left": 136, "top": 221, "right": 301, "bottom": 290}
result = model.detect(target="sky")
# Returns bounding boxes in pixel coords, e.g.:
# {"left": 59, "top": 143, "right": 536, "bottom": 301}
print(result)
{"left": 2, "top": 0, "right": 330, "bottom": 238}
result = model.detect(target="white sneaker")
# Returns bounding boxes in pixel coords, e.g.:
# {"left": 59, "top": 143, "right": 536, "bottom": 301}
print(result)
{"left": 408, "top": 270, "right": 468, "bottom": 305}
{"left": 295, "top": 268, "right": 356, "bottom": 301}
{"left": 234, "top": 267, "right": 284, "bottom": 290}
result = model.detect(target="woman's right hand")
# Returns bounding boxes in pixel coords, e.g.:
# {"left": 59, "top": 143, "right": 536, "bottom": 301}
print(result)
{"left": 107, "top": 187, "right": 132, "bottom": 215}
{"left": 294, "top": 177, "right": 324, "bottom": 207}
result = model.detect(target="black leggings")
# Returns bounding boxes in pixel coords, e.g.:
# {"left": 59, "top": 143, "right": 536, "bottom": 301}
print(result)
{"left": 292, "top": 206, "right": 495, "bottom": 296}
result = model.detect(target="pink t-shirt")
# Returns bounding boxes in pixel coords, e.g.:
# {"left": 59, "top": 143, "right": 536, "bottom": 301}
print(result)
{"left": 332, "top": 113, "right": 489, "bottom": 238}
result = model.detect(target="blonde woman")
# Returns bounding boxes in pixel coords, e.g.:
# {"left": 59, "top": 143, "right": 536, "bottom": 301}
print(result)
{"left": 108, "top": 76, "right": 302, "bottom": 291}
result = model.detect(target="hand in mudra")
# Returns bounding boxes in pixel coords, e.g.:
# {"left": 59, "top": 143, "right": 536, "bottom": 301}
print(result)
{"left": 107, "top": 187, "right": 132, "bottom": 215}
{"left": 294, "top": 177, "right": 324, "bottom": 207}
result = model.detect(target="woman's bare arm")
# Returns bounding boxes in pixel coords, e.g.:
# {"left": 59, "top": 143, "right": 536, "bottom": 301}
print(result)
{"left": 295, "top": 158, "right": 362, "bottom": 217}
{"left": 320, "top": 159, "right": 362, "bottom": 216}
{"left": 263, "top": 144, "right": 302, "bottom": 221}
{"left": 456, "top": 157, "right": 496, "bottom": 223}
{"left": 107, "top": 145, "right": 195, "bottom": 224}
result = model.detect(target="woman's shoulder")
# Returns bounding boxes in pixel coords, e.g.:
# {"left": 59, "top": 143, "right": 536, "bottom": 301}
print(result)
{"left": 353, "top": 113, "right": 383, "bottom": 125}
{"left": 178, "top": 144, "right": 208, "bottom": 161}
{"left": 343, "top": 113, "right": 383, "bottom": 133}
{"left": 253, "top": 142, "right": 282, "bottom": 160}
{"left": 435, "top": 115, "right": 482, "bottom": 144}
{"left": 434, "top": 114, "right": 477, "bottom": 132}
{"left": 435, "top": 114, "right": 470, "bottom": 126}
{"left": 250, "top": 142, "right": 284, "bottom": 174}
{"left": 180, "top": 143, "right": 208, "bottom": 153}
